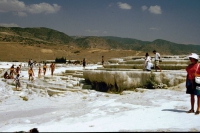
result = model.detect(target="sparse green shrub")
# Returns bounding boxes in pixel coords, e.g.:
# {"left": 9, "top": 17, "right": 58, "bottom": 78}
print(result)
{"left": 160, "top": 65, "right": 187, "bottom": 70}
{"left": 144, "top": 72, "right": 158, "bottom": 89}
{"left": 74, "top": 51, "right": 80, "bottom": 54}
{"left": 55, "top": 57, "right": 66, "bottom": 63}
{"left": 20, "top": 96, "right": 28, "bottom": 101}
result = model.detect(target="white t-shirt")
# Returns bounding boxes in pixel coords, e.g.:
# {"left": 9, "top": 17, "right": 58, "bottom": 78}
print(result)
{"left": 145, "top": 56, "right": 151, "bottom": 62}
{"left": 154, "top": 52, "right": 160, "bottom": 61}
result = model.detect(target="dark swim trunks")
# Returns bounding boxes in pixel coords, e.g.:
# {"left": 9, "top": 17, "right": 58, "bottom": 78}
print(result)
{"left": 186, "top": 79, "right": 195, "bottom": 95}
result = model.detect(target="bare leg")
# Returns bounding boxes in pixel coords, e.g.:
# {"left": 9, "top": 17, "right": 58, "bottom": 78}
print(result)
{"left": 197, "top": 96, "right": 200, "bottom": 111}
{"left": 191, "top": 94, "right": 195, "bottom": 111}
{"left": 157, "top": 66, "right": 162, "bottom": 72}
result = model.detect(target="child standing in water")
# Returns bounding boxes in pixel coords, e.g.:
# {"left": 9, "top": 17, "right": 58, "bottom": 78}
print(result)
{"left": 38, "top": 66, "right": 42, "bottom": 78}
{"left": 13, "top": 74, "right": 21, "bottom": 91}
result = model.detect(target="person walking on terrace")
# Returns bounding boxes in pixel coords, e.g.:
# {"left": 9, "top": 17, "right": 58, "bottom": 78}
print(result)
{"left": 153, "top": 50, "right": 162, "bottom": 72}
{"left": 144, "top": 52, "right": 153, "bottom": 71}
{"left": 186, "top": 53, "right": 200, "bottom": 115}
{"left": 28, "top": 67, "right": 34, "bottom": 81}
{"left": 38, "top": 66, "right": 42, "bottom": 78}
{"left": 82, "top": 58, "right": 86, "bottom": 69}
{"left": 43, "top": 63, "right": 47, "bottom": 76}
{"left": 50, "top": 62, "right": 55, "bottom": 76}
{"left": 30, "top": 59, "right": 34, "bottom": 68}
{"left": 102, "top": 56, "right": 104, "bottom": 68}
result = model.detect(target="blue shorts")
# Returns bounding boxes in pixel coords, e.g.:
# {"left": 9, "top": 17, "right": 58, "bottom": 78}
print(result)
{"left": 186, "top": 79, "right": 200, "bottom": 96}
{"left": 186, "top": 79, "right": 195, "bottom": 95}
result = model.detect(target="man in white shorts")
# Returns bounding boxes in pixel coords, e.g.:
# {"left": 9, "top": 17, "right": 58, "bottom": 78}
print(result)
{"left": 153, "top": 50, "right": 162, "bottom": 72}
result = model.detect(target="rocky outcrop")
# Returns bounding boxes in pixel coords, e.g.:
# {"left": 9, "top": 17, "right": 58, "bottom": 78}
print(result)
{"left": 83, "top": 69, "right": 186, "bottom": 93}
{"left": 82, "top": 55, "right": 188, "bottom": 93}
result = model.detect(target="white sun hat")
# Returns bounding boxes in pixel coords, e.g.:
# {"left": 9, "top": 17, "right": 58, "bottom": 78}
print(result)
{"left": 188, "top": 53, "right": 199, "bottom": 60}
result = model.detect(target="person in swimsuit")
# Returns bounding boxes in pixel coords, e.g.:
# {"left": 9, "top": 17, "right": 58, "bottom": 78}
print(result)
{"left": 28, "top": 67, "right": 34, "bottom": 81}
{"left": 50, "top": 62, "right": 55, "bottom": 76}
{"left": 10, "top": 64, "right": 15, "bottom": 79}
{"left": 38, "top": 66, "right": 42, "bottom": 78}
{"left": 16, "top": 66, "right": 20, "bottom": 75}
{"left": 43, "top": 63, "right": 47, "bottom": 76}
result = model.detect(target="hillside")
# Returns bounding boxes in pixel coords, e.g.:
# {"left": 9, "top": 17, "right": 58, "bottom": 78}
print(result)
{"left": 0, "top": 42, "right": 139, "bottom": 64}
{"left": 0, "top": 26, "right": 199, "bottom": 63}
{"left": 100, "top": 36, "right": 200, "bottom": 55}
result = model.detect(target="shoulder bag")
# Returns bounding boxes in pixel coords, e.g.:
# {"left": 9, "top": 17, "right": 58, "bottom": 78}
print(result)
{"left": 195, "top": 63, "right": 200, "bottom": 84}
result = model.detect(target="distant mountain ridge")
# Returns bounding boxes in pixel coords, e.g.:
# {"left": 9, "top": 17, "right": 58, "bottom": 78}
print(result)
{"left": 0, "top": 26, "right": 199, "bottom": 55}
{"left": 99, "top": 36, "right": 199, "bottom": 55}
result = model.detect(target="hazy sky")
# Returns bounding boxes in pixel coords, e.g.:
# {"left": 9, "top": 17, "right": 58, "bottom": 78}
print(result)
{"left": 0, "top": 0, "right": 200, "bottom": 45}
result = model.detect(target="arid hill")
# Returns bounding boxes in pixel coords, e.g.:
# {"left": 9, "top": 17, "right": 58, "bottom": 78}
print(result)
{"left": 0, "top": 41, "right": 143, "bottom": 64}
{"left": 0, "top": 26, "right": 199, "bottom": 63}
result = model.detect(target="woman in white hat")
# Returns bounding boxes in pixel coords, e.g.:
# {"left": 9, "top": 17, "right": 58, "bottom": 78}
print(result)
{"left": 186, "top": 53, "right": 200, "bottom": 115}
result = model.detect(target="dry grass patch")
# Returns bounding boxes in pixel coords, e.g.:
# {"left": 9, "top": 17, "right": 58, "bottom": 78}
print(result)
{"left": 0, "top": 41, "right": 145, "bottom": 63}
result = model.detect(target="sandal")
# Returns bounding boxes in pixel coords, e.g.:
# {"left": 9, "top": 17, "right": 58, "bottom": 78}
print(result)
{"left": 195, "top": 111, "right": 200, "bottom": 115}
{"left": 186, "top": 109, "right": 194, "bottom": 113}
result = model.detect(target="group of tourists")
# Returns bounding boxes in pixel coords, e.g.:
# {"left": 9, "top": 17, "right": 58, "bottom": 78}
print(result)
{"left": 3, "top": 64, "right": 22, "bottom": 90}
{"left": 3, "top": 59, "right": 56, "bottom": 91}
{"left": 27, "top": 60, "right": 56, "bottom": 81}
{"left": 143, "top": 50, "right": 162, "bottom": 72}
{"left": 144, "top": 51, "right": 200, "bottom": 115}
{"left": 26, "top": 61, "right": 55, "bottom": 89}
{"left": 4, "top": 64, "right": 22, "bottom": 80}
